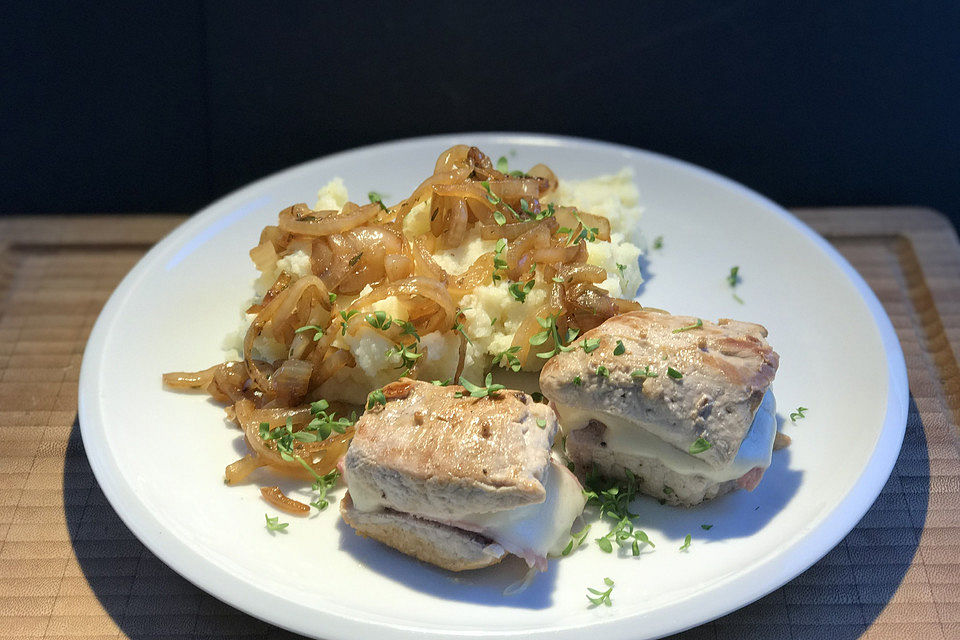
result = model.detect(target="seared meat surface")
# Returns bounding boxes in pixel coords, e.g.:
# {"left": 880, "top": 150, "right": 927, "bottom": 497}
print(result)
{"left": 343, "top": 378, "right": 558, "bottom": 520}
{"left": 540, "top": 310, "right": 778, "bottom": 469}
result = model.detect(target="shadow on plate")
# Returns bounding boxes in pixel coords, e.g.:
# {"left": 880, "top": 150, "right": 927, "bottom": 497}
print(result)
{"left": 336, "top": 518, "right": 557, "bottom": 609}
{"left": 63, "top": 421, "right": 553, "bottom": 640}
{"left": 635, "top": 245, "right": 654, "bottom": 298}
{"left": 65, "top": 392, "right": 927, "bottom": 638}
{"left": 662, "top": 393, "right": 929, "bottom": 639}
{"left": 632, "top": 412, "right": 803, "bottom": 544}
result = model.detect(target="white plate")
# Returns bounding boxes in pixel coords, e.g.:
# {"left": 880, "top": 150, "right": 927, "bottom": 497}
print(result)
{"left": 79, "top": 133, "right": 908, "bottom": 640}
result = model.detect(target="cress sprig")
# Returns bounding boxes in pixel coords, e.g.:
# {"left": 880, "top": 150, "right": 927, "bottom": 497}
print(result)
{"left": 529, "top": 314, "right": 580, "bottom": 359}
{"left": 454, "top": 373, "right": 505, "bottom": 399}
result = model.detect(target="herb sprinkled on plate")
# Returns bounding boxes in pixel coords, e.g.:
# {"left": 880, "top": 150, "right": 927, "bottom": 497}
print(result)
{"left": 586, "top": 577, "right": 615, "bottom": 607}
{"left": 264, "top": 513, "right": 289, "bottom": 532}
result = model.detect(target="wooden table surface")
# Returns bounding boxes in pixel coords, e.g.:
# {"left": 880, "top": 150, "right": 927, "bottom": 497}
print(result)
{"left": 0, "top": 208, "right": 958, "bottom": 639}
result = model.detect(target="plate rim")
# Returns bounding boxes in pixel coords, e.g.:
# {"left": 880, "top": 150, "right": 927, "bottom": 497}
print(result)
{"left": 78, "top": 131, "right": 909, "bottom": 640}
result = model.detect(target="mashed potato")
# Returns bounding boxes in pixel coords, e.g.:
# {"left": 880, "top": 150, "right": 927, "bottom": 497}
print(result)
{"left": 435, "top": 169, "right": 644, "bottom": 370}
{"left": 227, "top": 169, "right": 645, "bottom": 402}
{"left": 551, "top": 169, "right": 644, "bottom": 299}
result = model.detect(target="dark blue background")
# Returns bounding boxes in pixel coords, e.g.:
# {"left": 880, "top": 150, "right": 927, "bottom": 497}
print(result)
{"left": 2, "top": 2, "right": 958, "bottom": 225}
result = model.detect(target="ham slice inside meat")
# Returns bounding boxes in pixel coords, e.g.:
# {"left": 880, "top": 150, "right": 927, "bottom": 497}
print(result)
{"left": 737, "top": 466, "right": 765, "bottom": 491}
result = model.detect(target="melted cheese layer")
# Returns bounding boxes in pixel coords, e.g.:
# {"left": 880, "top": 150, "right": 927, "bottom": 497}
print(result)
{"left": 556, "top": 391, "right": 777, "bottom": 483}
{"left": 348, "top": 459, "right": 585, "bottom": 569}
{"left": 447, "top": 460, "right": 585, "bottom": 564}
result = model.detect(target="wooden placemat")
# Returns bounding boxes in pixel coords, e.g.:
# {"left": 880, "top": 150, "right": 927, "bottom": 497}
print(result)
{"left": 0, "top": 208, "right": 957, "bottom": 640}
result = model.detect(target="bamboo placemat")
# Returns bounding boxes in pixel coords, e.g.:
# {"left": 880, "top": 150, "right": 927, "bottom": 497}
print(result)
{"left": 0, "top": 208, "right": 957, "bottom": 639}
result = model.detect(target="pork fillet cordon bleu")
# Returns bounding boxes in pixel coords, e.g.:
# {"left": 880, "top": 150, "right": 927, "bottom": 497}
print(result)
{"left": 340, "top": 379, "right": 585, "bottom": 572}
{"left": 540, "top": 310, "right": 779, "bottom": 507}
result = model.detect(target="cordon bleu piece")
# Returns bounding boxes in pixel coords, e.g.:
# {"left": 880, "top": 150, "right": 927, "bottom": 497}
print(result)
{"left": 340, "top": 378, "right": 585, "bottom": 571}
{"left": 540, "top": 310, "right": 780, "bottom": 507}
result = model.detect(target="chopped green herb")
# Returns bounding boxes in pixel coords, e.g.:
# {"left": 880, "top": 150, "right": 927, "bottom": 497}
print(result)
{"left": 339, "top": 309, "right": 359, "bottom": 335}
{"left": 701, "top": 524, "right": 713, "bottom": 530}
{"left": 518, "top": 197, "right": 555, "bottom": 221}
{"left": 689, "top": 437, "right": 713, "bottom": 455}
{"left": 584, "top": 467, "right": 639, "bottom": 520}
{"left": 309, "top": 469, "right": 340, "bottom": 510}
{"left": 586, "top": 577, "right": 615, "bottom": 607}
{"left": 264, "top": 513, "right": 289, "bottom": 532}
{"left": 294, "top": 324, "right": 324, "bottom": 341}
{"left": 536, "top": 418, "right": 547, "bottom": 429}
{"left": 576, "top": 211, "right": 599, "bottom": 242}
{"left": 727, "top": 266, "right": 740, "bottom": 288}
{"left": 496, "top": 156, "right": 509, "bottom": 173}
{"left": 365, "top": 310, "right": 393, "bottom": 331}
{"left": 790, "top": 406, "right": 808, "bottom": 422}
{"left": 306, "top": 399, "right": 356, "bottom": 440}
{"left": 613, "top": 340, "right": 626, "bottom": 356}
{"left": 365, "top": 388, "right": 386, "bottom": 410}
{"left": 508, "top": 278, "right": 535, "bottom": 303}
{"left": 679, "top": 534, "right": 692, "bottom": 551}
{"left": 652, "top": 236, "right": 663, "bottom": 250}
{"left": 492, "top": 238, "right": 508, "bottom": 283}
{"left": 387, "top": 342, "right": 422, "bottom": 370}
{"left": 595, "top": 515, "right": 655, "bottom": 556}
{"left": 663, "top": 485, "right": 674, "bottom": 495}
{"left": 328, "top": 292, "right": 337, "bottom": 305}
{"left": 493, "top": 345, "right": 523, "bottom": 372}
{"left": 672, "top": 318, "right": 703, "bottom": 333}
{"left": 631, "top": 366, "right": 658, "bottom": 379}
{"left": 519, "top": 198, "right": 533, "bottom": 217}
{"left": 349, "top": 252, "right": 363, "bottom": 266}
{"left": 728, "top": 266, "right": 744, "bottom": 303}
{"left": 480, "top": 180, "right": 515, "bottom": 225}
{"left": 582, "top": 338, "right": 601, "bottom": 354}
{"left": 258, "top": 417, "right": 335, "bottom": 484}
{"left": 596, "top": 365, "right": 609, "bottom": 377}
{"left": 596, "top": 536, "right": 613, "bottom": 554}
{"left": 367, "top": 191, "right": 388, "bottom": 212}
{"left": 560, "top": 210, "right": 599, "bottom": 245}
{"left": 431, "top": 378, "right": 452, "bottom": 386}
{"left": 291, "top": 431, "right": 318, "bottom": 443}
{"left": 561, "top": 523, "right": 591, "bottom": 556}
{"left": 452, "top": 313, "right": 473, "bottom": 345}
{"left": 576, "top": 211, "right": 599, "bottom": 243}
{"left": 538, "top": 202, "right": 556, "bottom": 220}
{"left": 398, "top": 319, "right": 420, "bottom": 340}
{"left": 552, "top": 275, "right": 565, "bottom": 283}
{"left": 583, "top": 467, "right": 658, "bottom": 558}
{"left": 573, "top": 375, "right": 582, "bottom": 386}
{"left": 529, "top": 314, "right": 579, "bottom": 359}
{"left": 531, "top": 391, "right": 545, "bottom": 403}
{"left": 260, "top": 418, "right": 293, "bottom": 455}
{"left": 667, "top": 367, "right": 683, "bottom": 379}
{"left": 455, "top": 373, "right": 505, "bottom": 399}
{"left": 490, "top": 316, "right": 498, "bottom": 326}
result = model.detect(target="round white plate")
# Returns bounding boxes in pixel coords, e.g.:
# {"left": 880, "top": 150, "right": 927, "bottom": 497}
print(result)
{"left": 79, "top": 133, "right": 908, "bottom": 640}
